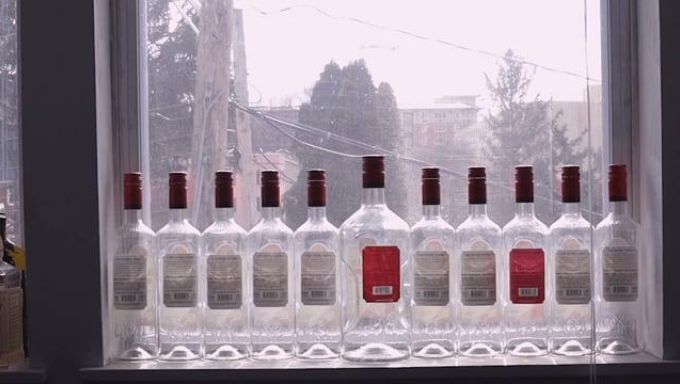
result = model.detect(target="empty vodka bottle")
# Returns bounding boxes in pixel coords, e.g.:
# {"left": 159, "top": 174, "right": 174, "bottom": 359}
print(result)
{"left": 457, "top": 167, "right": 504, "bottom": 357}
{"left": 248, "top": 171, "right": 295, "bottom": 359}
{"left": 594, "top": 164, "right": 642, "bottom": 354}
{"left": 157, "top": 172, "right": 202, "bottom": 361}
{"left": 410, "top": 168, "right": 456, "bottom": 358}
{"left": 109, "top": 173, "right": 157, "bottom": 360}
{"left": 294, "top": 170, "right": 341, "bottom": 359}
{"left": 502, "top": 166, "right": 550, "bottom": 356}
{"left": 340, "top": 156, "right": 411, "bottom": 362}
{"left": 549, "top": 166, "right": 592, "bottom": 356}
{"left": 202, "top": 171, "right": 249, "bottom": 360}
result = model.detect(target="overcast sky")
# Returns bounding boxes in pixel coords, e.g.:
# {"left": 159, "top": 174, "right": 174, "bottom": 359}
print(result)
{"left": 232, "top": 0, "right": 602, "bottom": 108}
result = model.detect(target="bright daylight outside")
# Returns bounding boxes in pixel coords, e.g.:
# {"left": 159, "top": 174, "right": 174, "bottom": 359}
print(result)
{"left": 144, "top": 0, "right": 603, "bottom": 233}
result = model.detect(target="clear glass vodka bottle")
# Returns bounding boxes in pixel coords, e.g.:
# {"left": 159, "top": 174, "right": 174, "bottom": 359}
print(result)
{"left": 340, "top": 156, "right": 411, "bottom": 362}
{"left": 157, "top": 172, "right": 202, "bottom": 361}
{"left": 109, "top": 173, "right": 157, "bottom": 360}
{"left": 594, "top": 164, "right": 642, "bottom": 354}
{"left": 457, "top": 167, "right": 503, "bottom": 357}
{"left": 294, "top": 170, "right": 341, "bottom": 359}
{"left": 409, "top": 168, "right": 455, "bottom": 358}
{"left": 249, "top": 171, "right": 295, "bottom": 359}
{"left": 549, "top": 166, "right": 592, "bottom": 356}
{"left": 502, "top": 166, "right": 550, "bottom": 356}
{"left": 0, "top": 233, "right": 23, "bottom": 365}
{"left": 202, "top": 171, "right": 249, "bottom": 360}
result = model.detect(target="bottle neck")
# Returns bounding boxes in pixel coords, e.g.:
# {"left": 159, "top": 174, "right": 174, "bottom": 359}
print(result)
{"left": 610, "top": 200, "right": 628, "bottom": 216}
{"left": 515, "top": 202, "right": 535, "bottom": 217}
{"left": 169, "top": 208, "right": 188, "bottom": 223}
{"left": 307, "top": 206, "right": 327, "bottom": 221}
{"left": 215, "top": 207, "right": 235, "bottom": 222}
{"left": 261, "top": 206, "right": 281, "bottom": 221}
{"left": 123, "top": 209, "right": 143, "bottom": 225}
{"left": 422, "top": 204, "right": 441, "bottom": 219}
{"left": 469, "top": 203, "right": 488, "bottom": 218}
{"left": 362, "top": 188, "right": 386, "bottom": 206}
{"left": 561, "top": 202, "right": 581, "bottom": 216}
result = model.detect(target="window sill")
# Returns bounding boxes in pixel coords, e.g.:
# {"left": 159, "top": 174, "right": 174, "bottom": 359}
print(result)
{"left": 80, "top": 353, "right": 679, "bottom": 383}
{"left": 0, "top": 362, "right": 46, "bottom": 384}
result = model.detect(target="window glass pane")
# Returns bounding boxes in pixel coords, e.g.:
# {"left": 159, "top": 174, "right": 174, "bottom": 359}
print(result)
{"left": 144, "top": 0, "right": 603, "bottom": 232}
{"left": 0, "top": 0, "right": 19, "bottom": 243}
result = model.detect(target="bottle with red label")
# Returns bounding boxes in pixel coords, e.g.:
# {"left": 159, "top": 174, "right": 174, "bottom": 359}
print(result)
{"left": 549, "top": 166, "right": 592, "bottom": 356}
{"left": 340, "top": 156, "right": 411, "bottom": 362}
{"left": 501, "top": 166, "right": 550, "bottom": 356}
{"left": 248, "top": 171, "right": 295, "bottom": 359}
{"left": 157, "top": 172, "right": 202, "bottom": 361}
{"left": 457, "top": 167, "right": 504, "bottom": 356}
{"left": 409, "top": 168, "right": 456, "bottom": 358}
{"left": 594, "top": 164, "right": 642, "bottom": 354}
{"left": 294, "top": 170, "right": 341, "bottom": 359}
{"left": 109, "top": 173, "right": 157, "bottom": 361}
{"left": 201, "top": 171, "right": 249, "bottom": 360}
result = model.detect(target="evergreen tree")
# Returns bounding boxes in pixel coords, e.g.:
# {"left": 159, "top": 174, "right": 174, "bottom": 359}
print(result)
{"left": 485, "top": 50, "right": 587, "bottom": 224}
{"left": 285, "top": 60, "right": 406, "bottom": 227}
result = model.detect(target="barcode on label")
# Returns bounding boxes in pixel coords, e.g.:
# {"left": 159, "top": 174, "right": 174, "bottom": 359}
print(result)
{"left": 422, "top": 291, "right": 441, "bottom": 298}
{"left": 173, "top": 293, "right": 190, "bottom": 300}
{"left": 217, "top": 294, "right": 234, "bottom": 301}
{"left": 262, "top": 291, "right": 281, "bottom": 298}
{"left": 469, "top": 290, "right": 488, "bottom": 298}
{"left": 519, "top": 287, "right": 539, "bottom": 297}
{"left": 311, "top": 291, "right": 328, "bottom": 297}
{"left": 372, "top": 286, "right": 393, "bottom": 295}
{"left": 613, "top": 286, "right": 630, "bottom": 293}
{"left": 119, "top": 295, "right": 138, "bottom": 302}
{"left": 566, "top": 289, "right": 584, "bottom": 297}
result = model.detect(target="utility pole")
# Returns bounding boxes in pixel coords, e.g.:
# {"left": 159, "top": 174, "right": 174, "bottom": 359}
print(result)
{"left": 190, "top": 0, "right": 233, "bottom": 229}
{"left": 232, "top": 9, "right": 257, "bottom": 229}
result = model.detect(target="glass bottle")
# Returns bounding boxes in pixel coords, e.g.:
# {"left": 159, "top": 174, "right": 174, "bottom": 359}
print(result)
{"left": 294, "top": 170, "right": 341, "bottom": 359}
{"left": 594, "top": 164, "right": 642, "bottom": 354}
{"left": 457, "top": 167, "right": 503, "bottom": 357}
{"left": 157, "top": 172, "right": 202, "bottom": 361}
{"left": 502, "top": 166, "right": 550, "bottom": 356}
{"left": 549, "top": 166, "right": 592, "bottom": 356}
{"left": 248, "top": 171, "right": 295, "bottom": 359}
{"left": 109, "top": 173, "right": 157, "bottom": 360}
{"left": 202, "top": 171, "right": 249, "bottom": 360}
{"left": 410, "top": 168, "right": 456, "bottom": 358}
{"left": 340, "top": 156, "right": 411, "bottom": 362}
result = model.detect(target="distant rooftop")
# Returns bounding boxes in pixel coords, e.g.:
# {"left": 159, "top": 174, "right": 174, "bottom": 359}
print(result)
{"left": 399, "top": 102, "right": 479, "bottom": 110}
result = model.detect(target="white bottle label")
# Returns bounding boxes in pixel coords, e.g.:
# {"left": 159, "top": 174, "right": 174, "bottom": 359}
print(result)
{"left": 253, "top": 251, "right": 288, "bottom": 307}
{"left": 113, "top": 254, "right": 147, "bottom": 310}
{"left": 207, "top": 253, "right": 242, "bottom": 310}
{"left": 603, "top": 241, "right": 638, "bottom": 302}
{"left": 301, "top": 245, "right": 336, "bottom": 306}
{"left": 0, "top": 287, "right": 23, "bottom": 353}
{"left": 461, "top": 240, "right": 496, "bottom": 306}
{"left": 163, "top": 253, "right": 197, "bottom": 307}
{"left": 555, "top": 238, "right": 591, "bottom": 305}
{"left": 413, "top": 240, "right": 449, "bottom": 306}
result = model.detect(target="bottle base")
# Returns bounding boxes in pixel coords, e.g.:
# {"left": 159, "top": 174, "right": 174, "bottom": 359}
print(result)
{"left": 343, "top": 342, "right": 410, "bottom": 363}
{"left": 552, "top": 339, "right": 592, "bottom": 356}
{"left": 506, "top": 340, "right": 548, "bottom": 357}
{"left": 598, "top": 339, "right": 641, "bottom": 355}
{"left": 205, "top": 344, "right": 249, "bottom": 360}
{"left": 116, "top": 346, "right": 157, "bottom": 361}
{"left": 251, "top": 344, "right": 294, "bottom": 360}
{"left": 412, "top": 341, "right": 455, "bottom": 359}
{"left": 459, "top": 342, "right": 502, "bottom": 357}
{"left": 297, "top": 343, "right": 341, "bottom": 359}
{"left": 158, "top": 345, "right": 201, "bottom": 361}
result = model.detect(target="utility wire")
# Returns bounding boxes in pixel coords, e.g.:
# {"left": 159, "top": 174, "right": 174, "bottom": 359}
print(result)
{"left": 242, "top": 3, "right": 601, "bottom": 82}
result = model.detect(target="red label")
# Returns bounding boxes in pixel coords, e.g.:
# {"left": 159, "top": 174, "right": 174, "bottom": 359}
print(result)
{"left": 510, "top": 248, "right": 545, "bottom": 304}
{"left": 362, "top": 246, "right": 400, "bottom": 303}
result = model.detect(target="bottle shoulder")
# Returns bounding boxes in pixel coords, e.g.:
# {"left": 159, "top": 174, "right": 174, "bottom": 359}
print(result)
{"left": 595, "top": 213, "right": 638, "bottom": 231}
{"left": 295, "top": 218, "right": 339, "bottom": 236}
{"left": 549, "top": 214, "right": 592, "bottom": 231}
{"left": 457, "top": 215, "right": 502, "bottom": 234}
{"left": 503, "top": 215, "right": 549, "bottom": 234}
{"left": 157, "top": 220, "right": 200, "bottom": 237}
{"left": 410, "top": 216, "right": 455, "bottom": 234}
{"left": 339, "top": 205, "right": 409, "bottom": 234}
{"left": 120, "top": 221, "right": 155, "bottom": 237}
{"left": 202, "top": 220, "right": 247, "bottom": 237}
{"left": 249, "top": 218, "right": 294, "bottom": 236}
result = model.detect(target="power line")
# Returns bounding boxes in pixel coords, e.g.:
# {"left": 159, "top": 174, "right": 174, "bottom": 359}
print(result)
{"left": 242, "top": 3, "right": 601, "bottom": 82}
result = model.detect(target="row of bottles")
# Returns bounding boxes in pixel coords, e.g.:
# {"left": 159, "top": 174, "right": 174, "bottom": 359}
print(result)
{"left": 110, "top": 156, "right": 641, "bottom": 363}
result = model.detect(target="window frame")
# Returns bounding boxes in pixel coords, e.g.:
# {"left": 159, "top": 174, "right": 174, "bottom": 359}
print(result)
{"left": 11, "top": 0, "right": 679, "bottom": 383}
